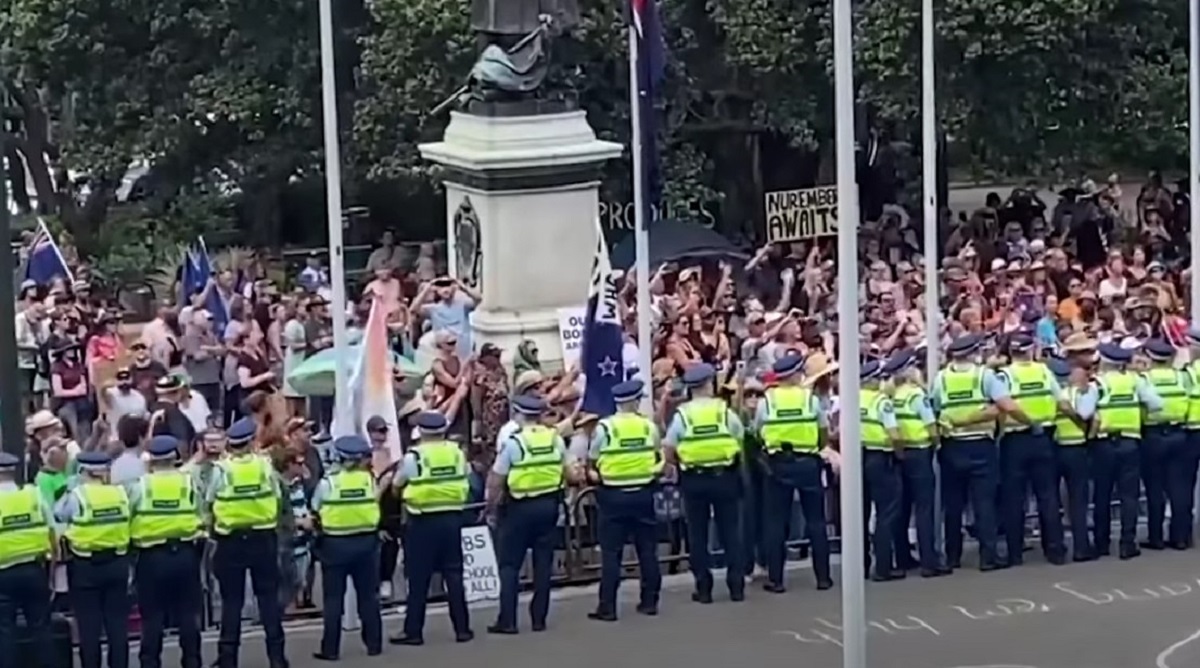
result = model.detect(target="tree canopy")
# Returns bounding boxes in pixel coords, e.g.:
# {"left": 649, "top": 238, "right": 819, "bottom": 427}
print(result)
{"left": 0, "top": 0, "right": 1193, "bottom": 255}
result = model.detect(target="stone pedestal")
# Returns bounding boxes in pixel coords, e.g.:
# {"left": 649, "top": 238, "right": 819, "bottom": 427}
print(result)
{"left": 419, "top": 109, "right": 622, "bottom": 368}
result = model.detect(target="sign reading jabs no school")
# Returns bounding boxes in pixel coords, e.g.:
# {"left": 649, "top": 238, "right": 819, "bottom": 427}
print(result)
{"left": 764, "top": 186, "right": 838, "bottom": 243}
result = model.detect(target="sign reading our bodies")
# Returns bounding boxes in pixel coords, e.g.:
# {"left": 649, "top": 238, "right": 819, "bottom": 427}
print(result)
{"left": 765, "top": 186, "right": 838, "bottom": 243}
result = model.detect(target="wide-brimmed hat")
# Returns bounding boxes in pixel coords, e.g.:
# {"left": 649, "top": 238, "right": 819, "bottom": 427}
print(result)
{"left": 802, "top": 353, "right": 839, "bottom": 386}
{"left": 1062, "top": 332, "right": 1098, "bottom": 353}
{"left": 25, "top": 410, "right": 61, "bottom": 435}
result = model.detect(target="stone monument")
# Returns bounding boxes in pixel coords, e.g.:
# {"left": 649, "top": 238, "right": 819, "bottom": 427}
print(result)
{"left": 419, "top": 0, "right": 622, "bottom": 368}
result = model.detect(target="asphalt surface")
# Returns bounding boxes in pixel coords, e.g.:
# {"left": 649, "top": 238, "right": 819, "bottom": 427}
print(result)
{"left": 156, "top": 545, "right": 1200, "bottom": 668}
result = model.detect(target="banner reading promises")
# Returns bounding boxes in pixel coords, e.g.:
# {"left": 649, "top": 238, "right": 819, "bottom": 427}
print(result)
{"left": 764, "top": 186, "right": 838, "bottom": 243}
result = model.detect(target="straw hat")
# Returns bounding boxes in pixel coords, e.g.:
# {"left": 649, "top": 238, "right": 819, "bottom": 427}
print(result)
{"left": 1062, "top": 332, "right": 1098, "bottom": 353}
{"left": 802, "top": 353, "right": 839, "bottom": 386}
{"left": 25, "top": 410, "right": 61, "bottom": 435}
{"left": 398, "top": 396, "right": 426, "bottom": 420}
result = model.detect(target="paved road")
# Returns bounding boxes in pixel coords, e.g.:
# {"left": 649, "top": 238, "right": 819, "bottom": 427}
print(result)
{"left": 159, "top": 547, "right": 1200, "bottom": 668}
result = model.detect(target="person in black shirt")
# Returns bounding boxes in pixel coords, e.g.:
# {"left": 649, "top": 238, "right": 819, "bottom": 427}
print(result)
{"left": 150, "top": 375, "right": 197, "bottom": 447}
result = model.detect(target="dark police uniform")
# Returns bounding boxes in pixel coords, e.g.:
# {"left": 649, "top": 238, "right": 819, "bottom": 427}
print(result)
{"left": 1047, "top": 357, "right": 1095, "bottom": 562}
{"left": 391, "top": 412, "right": 473, "bottom": 645}
{"left": 489, "top": 394, "right": 568, "bottom": 634}
{"left": 587, "top": 379, "right": 664, "bottom": 620}
{"left": 859, "top": 360, "right": 905, "bottom": 581}
{"left": 1140, "top": 339, "right": 1189, "bottom": 551}
{"left": 313, "top": 435, "right": 383, "bottom": 660}
{"left": 130, "top": 435, "right": 204, "bottom": 668}
{"left": 0, "top": 452, "right": 55, "bottom": 668}
{"left": 59, "top": 451, "right": 132, "bottom": 668}
{"left": 206, "top": 418, "right": 288, "bottom": 668}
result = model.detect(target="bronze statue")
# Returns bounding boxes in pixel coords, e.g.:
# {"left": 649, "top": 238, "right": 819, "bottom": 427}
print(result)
{"left": 432, "top": 0, "right": 581, "bottom": 115}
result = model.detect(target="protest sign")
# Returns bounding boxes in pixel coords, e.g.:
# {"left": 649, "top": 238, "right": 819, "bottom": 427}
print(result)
{"left": 557, "top": 306, "right": 587, "bottom": 369}
{"left": 764, "top": 186, "right": 838, "bottom": 243}
{"left": 461, "top": 526, "right": 500, "bottom": 603}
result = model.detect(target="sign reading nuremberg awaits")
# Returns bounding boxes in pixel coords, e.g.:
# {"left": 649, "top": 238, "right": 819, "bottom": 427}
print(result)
{"left": 764, "top": 186, "right": 838, "bottom": 243}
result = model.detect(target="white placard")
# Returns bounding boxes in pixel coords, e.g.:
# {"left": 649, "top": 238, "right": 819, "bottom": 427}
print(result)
{"left": 556, "top": 306, "right": 587, "bottom": 370}
{"left": 461, "top": 525, "right": 500, "bottom": 603}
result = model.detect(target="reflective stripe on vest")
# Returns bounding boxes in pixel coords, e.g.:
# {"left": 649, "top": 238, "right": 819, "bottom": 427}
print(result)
{"left": 860, "top": 388, "right": 890, "bottom": 450}
{"left": 1054, "top": 386, "right": 1088, "bottom": 446}
{"left": 507, "top": 426, "right": 565, "bottom": 499}
{"left": 213, "top": 456, "right": 279, "bottom": 535}
{"left": 131, "top": 471, "right": 202, "bottom": 547}
{"left": 677, "top": 399, "right": 740, "bottom": 469}
{"left": 403, "top": 442, "right": 469, "bottom": 514}
{"left": 1187, "top": 362, "right": 1200, "bottom": 430}
{"left": 321, "top": 470, "right": 380, "bottom": 536}
{"left": 1144, "top": 366, "right": 1188, "bottom": 426}
{"left": 938, "top": 366, "right": 994, "bottom": 440}
{"left": 597, "top": 413, "right": 662, "bottom": 486}
{"left": 0, "top": 486, "right": 50, "bottom": 568}
{"left": 1097, "top": 372, "right": 1142, "bottom": 438}
{"left": 760, "top": 386, "right": 820, "bottom": 453}
{"left": 1004, "top": 362, "right": 1056, "bottom": 431}
{"left": 893, "top": 385, "right": 932, "bottom": 448}
{"left": 65, "top": 484, "right": 131, "bottom": 556}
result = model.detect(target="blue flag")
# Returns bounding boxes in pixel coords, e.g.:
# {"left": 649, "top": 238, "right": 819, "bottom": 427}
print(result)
{"left": 580, "top": 233, "right": 625, "bottom": 417}
{"left": 192, "top": 238, "right": 228, "bottom": 336}
{"left": 631, "top": 0, "right": 665, "bottom": 229}
{"left": 25, "top": 220, "right": 73, "bottom": 286}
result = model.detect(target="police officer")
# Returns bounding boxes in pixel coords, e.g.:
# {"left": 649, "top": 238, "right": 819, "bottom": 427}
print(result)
{"left": 586, "top": 379, "right": 664, "bottom": 620}
{"left": 663, "top": 364, "right": 745, "bottom": 603}
{"left": 859, "top": 359, "right": 906, "bottom": 581}
{"left": 754, "top": 354, "right": 833, "bottom": 592}
{"left": 883, "top": 350, "right": 948, "bottom": 578}
{"left": 996, "top": 333, "right": 1066, "bottom": 566}
{"left": 487, "top": 394, "right": 575, "bottom": 633}
{"left": 933, "top": 333, "right": 1030, "bottom": 571}
{"left": 0, "top": 452, "right": 55, "bottom": 666}
{"left": 390, "top": 412, "right": 472, "bottom": 645}
{"left": 56, "top": 451, "right": 132, "bottom": 668}
{"left": 205, "top": 417, "right": 288, "bottom": 668}
{"left": 1178, "top": 326, "right": 1200, "bottom": 549}
{"left": 1047, "top": 356, "right": 1095, "bottom": 561}
{"left": 129, "top": 435, "right": 204, "bottom": 668}
{"left": 312, "top": 435, "right": 383, "bottom": 660}
{"left": 1140, "top": 339, "right": 1189, "bottom": 551}
{"left": 1089, "top": 342, "right": 1163, "bottom": 559}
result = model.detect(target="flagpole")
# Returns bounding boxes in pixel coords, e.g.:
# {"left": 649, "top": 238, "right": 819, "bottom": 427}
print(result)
{"left": 628, "top": 23, "right": 653, "bottom": 405}
{"left": 832, "top": 0, "right": 865, "bottom": 664}
{"left": 1190, "top": 0, "right": 1200, "bottom": 319}
{"left": 318, "top": 0, "right": 359, "bottom": 631}
{"left": 920, "top": 0, "right": 943, "bottom": 556}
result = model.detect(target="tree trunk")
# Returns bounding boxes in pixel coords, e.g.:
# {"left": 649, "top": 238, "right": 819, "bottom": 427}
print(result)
{"left": 3, "top": 140, "right": 32, "bottom": 214}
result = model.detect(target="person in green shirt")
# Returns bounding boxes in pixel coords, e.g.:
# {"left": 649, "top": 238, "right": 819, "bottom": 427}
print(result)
{"left": 34, "top": 442, "right": 69, "bottom": 503}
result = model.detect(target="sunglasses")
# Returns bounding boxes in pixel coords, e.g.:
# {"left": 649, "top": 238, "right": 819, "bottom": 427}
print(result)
{"left": 370, "top": 427, "right": 389, "bottom": 434}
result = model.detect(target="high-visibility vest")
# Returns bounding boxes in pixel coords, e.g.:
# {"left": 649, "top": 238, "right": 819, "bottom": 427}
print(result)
{"left": 1003, "top": 362, "right": 1057, "bottom": 432}
{"left": 1054, "top": 385, "right": 1088, "bottom": 446}
{"left": 403, "top": 441, "right": 469, "bottom": 514}
{"left": 320, "top": 469, "right": 380, "bottom": 536}
{"left": 131, "top": 470, "right": 203, "bottom": 548}
{"left": 760, "top": 385, "right": 820, "bottom": 453}
{"left": 1096, "top": 371, "right": 1142, "bottom": 438}
{"left": 893, "top": 384, "right": 933, "bottom": 448}
{"left": 212, "top": 455, "right": 279, "bottom": 535}
{"left": 596, "top": 413, "right": 662, "bottom": 486}
{"left": 860, "top": 388, "right": 891, "bottom": 450}
{"left": 507, "top": 426, "right": 565, "bottom": 499}
{"left": 1144, "top": 366, "right": 1188, "bottom": 426}
{"left": 1187, "top": 361, "right": 1200, "bottom": 430}
{"left": 0, "top": 486, "right": 51, "bottom": 568}
{"left": 65, "top": 484, "right": 131, "bottom": 556}
{"left": 676, "top": 399, "right": 740, "bottom": 469}
{"left": 937, "top": 365, "right": 994, "bottom": 440}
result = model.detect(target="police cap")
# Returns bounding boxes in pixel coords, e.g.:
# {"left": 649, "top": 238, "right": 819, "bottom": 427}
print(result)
{"left": 1142, "top": 338, "right": 1176, "bottom": 362}
{"left": 1046, "top": 357, "right": 1072, "bottom": 381}
{"left": 881, "top": 349, "right": 916, "bottom": 377}
{"left": 415, "top": 411, "right": 449, "bottom": 435}
{"left": 513, "top": 394, "right": 548, "bottom": 416}
{"left": 146, "top": 435, "right": 181, "bottom": 459}
{"left": 681, "top": 363, "right": 716, "bottom": 387}
{"left": 1008, "top": 332, "right": 1035, "bottom": 353}
{"left": 226, "top": 417, "right": 257, "bottom": 447}
{"left": 76, "top": 451, "right": 113, "bottom": 470}
{"left": 947, "top": 333, "right": 984, "bottom": 357}
{"left": 1097, "top": 342, "right": 1133, "bottom": 365}
{"left": 611, "top": 379, "right": 644, "bottom": 404}
{"left": 861, "top": 359, "right": 883, "bottom": 381}
{"left": 772, "top": 354, "right": 804, "bottom": 379}
{"left": 334, "top": 435, "right": 371, "bottom": 459}
{"left": 0, "top": 452, "right": 19, "bottom": 470}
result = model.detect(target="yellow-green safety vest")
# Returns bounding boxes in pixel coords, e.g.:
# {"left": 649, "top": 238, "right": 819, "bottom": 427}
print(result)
{"left": 937, "top": 365, "right": 994, "bottom": 440}
{"left": 596, "top": 413, "right": 662, "bottom": 486}
{"left": 507, "top": 426, "right": 565, "bottom": 499}
{"left": 0, "top": 485, "right": 51, "bottom": 568}
{"left": 320, "top": 469, "right": 381, "bottom": 535}
{"left": 860, "top": 388, "right": 891, "bottom": 450}
{"left": 1144, "top": 366, "right": 1188, "bottom": 426}
{"left": 1054, "top": 385, "right": 1088, "bottom": 446}
{"left": 1187, "top": 361, "right": 1200, "bottom": 430}
{"left": 212, "top": 455, "right": 279, "bottom": 535}
{"left": 676, "top": 399, "right": 740, "bottom": 469}
{"left": 65, "top": 484, "right": 131, "bottom": 556}
{"left": 403, "top": 441, "right": 470, "bottom": 514}
{"left": 893, "top": 384, "right": 933, "bottom": 448}
{"left": 1003, "top": 362, "right": 1057, "bottom": 432}
{"left": 131, "top": 470, "right": 203, "bottom": 548}
{"left": 760, "top": 385, "right": 820, "bottom": 453}
{"left": 1096, "top": 371, "right": 1142, "bottom": 438}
